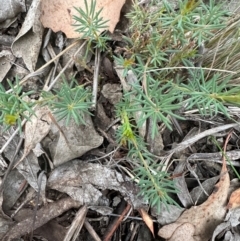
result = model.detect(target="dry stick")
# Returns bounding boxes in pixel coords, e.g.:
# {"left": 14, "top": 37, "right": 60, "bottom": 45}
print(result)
{"left": 91, "top": 48, "right": 101, "bottom": 109}
{"left": 130, "top": 223, "right": 140, "bottom": 241}
{"left": 223, "top": 130, "right": 233, "bottom": 164}
{"left": 188, "top": 150, "right": 240, "bottom": 166}
{"left": 163, "top": 123, "right": 239, "bottom": 170}
{"left": 84, "top": 220, "right": 102, "bottom": 241}
{"left": 43, "top": 67, "right": 54, "bottom": 90}
{"left": 6, "top": 40, "right": 80, "bottom": 94}
{"left": 46, "top": 42, "right": 66, "bottom": 81}
{"left": 0, "top": 121, "right": 26, "bottom": 154}
{"left": 46, "top": 40, "right": 87, "bottom": 91}
{"left": 29, "top": 170, "right": 46, "bottom": 241}
{"left": 187, "top": 162, "right": 209, "bottom": 197}
{"left": 11, "top": 188, "right": 36, "bottom": 219}
{"left": 145, "top": 66, "right": 236, "bottom": 74}
{"left": 63, "top": 205, "right": 88, "bottom": 241}
{"left": 103, "top": 202, "right": 131, "bottom": 241}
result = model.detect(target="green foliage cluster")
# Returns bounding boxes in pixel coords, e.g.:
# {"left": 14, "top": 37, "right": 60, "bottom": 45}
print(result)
{"left": 114, "top": 0, "right": 240, "bottom": 210}
{"left": 41, "top": 80, "right": 92, "bottom": 125}
{"left": 116, "top": 106, "right": 179, "bottom": 210}
{"left": 73, "top": 0, "right": 110, "bottom": 51}
{"left": 1, "top": 0, "right": 240, "bottom": 211}
{"left": 0, "top": 78, "right": 92, "bottom": 130}
{"left": 0, "top": 79, "right": 35, "bottom": 129}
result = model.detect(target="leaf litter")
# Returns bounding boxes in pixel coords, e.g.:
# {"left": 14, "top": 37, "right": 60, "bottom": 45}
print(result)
{"left": 158, "top": 132, "right": 231, "bottom": 241}
{"left": 0, "top": 0, "right": 240, "bottom": 240}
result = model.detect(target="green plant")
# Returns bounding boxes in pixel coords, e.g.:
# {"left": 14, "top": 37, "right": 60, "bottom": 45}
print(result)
{"left": 71, "top": 0, "right": 240, "bottom": 211}
{"left": 73, "top": 0, "right": 110, "bottom": 52}
{"left": 116, "top": 103, "right": 179, "bottom": 211}
{"left": 113, "top": 0, "right": 240, "bottom": 210}
{"left": 176, "top": 69, "right": 240, "bottom": 117}
{"left": 0, "top": 78, "right": 36, "bottom": 131}
{"left": 0, "top": 77, "right": 92, "bottom": 132}
{"left": 41, "top": 79, "right": 92, "bottom": 125}
{"left": 2, "top": 0, "right": 239, "bottom": 212}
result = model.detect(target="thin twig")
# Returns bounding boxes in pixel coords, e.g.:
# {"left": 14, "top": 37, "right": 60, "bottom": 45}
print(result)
{"left": 6, "top": 40, "right": 81, "bottom": 94}
{"left": 163, "top": 123, "right": 239, "bottom": 169}
{"left": 30, "top": 170, "right": 46, "bottom": 241}
{"left": 0, "top": 120, "right": 26, "bottom": 154}
{"left": 46, "top": 40, "right": 87, "bottom": 91}
{"left": 145, "top": 66, "right": 236, "bottom": 74}
{"left": 84, "top": 220, "right": 102, "bottom": 241}
{"left": 91, "top": 48, "right": 101, "bottom": 110}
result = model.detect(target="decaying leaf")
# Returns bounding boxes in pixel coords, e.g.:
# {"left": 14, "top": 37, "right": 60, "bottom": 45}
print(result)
{"left": 40, "top": 0, "right": 126, "bottom": 38}
{"left": 0, "top": 50, "right": 16, "bottom": 82}
{"left": 0, "top": 0, "right": 26, "bottom": 23}
{"left": 47, "top": 114, "right": 103, "bottom": 166}
{"left": 173, "top": 161, "right": 193, "bottom": 208}
{"left": 158, "top": 155, "right": 230, "bottom": 241}
{"left": 212, "top": 208, "right": 240, "bottom": 241}
{"left": 151, "top": 204, "right": 184, "bottom": 226}
{"left": 48, "top": 160, "right": 146, "bottom": 209}
{"left": 2, "top": 169, "right": 26, "bottom": 212}
{"left": 2, "top": 197, "right": 81, "bottom": 241}
{"left": 14, "top": 105, "right": 51, "bottom": 168}
{"left": 169, "top": 223, "right": 195, "bottom": 241}
{"left": 12, "top": 0, "right": 43, "bottom": 71}
{"left": 34, "top": 220, "right": 68, "bottom": 241}
{"left": 227, "top": 188, "right": 240, "bottom": 210}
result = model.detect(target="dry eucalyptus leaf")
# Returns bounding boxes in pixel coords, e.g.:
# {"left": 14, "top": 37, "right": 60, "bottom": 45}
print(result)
{"left": 158, "top": 157, "right": 230, "bottom": 241}
{"left": 168, "top": 223, "right": 195, "bottom": 241}
{"left": 173, "top": 161, "right": 193, "bottom": 208}
{"left": 151, "top": 204, "right": 184, "bottom": 226}
{"left": 0, "top": 50, "right": 16, "bottom": 82}
{"left": 15, "top": 105, "right": 51, "bottom": 167}
{"left": 212, "top": 208, "right": 240, "bottom": 241}
{"left": 12, "top": 0, "right": 43, "bottom": 71}
{"left": 2, "top": 169, "right": 26, "bottom": 212}
{"left": 190, "top": 175, "right": 219, "bottom": 205}
{"left": 0, "top": 125, "right": 43, "bottom": 193}
{"left": 32, "top": 143, "right": 45, "bottom": 157}
{"left": 40, "top": 0, "right": 126, "bottom": 38}
{"left": 17, "top": 151, "right": 42, "bottom": 192}
{"left": 0, "top": 0, "right": 26, "bottom": 23}
{"left": 2, "top": 151, "right": 41, "bottom": 212}
{"left": 227, "top": 188, "right": 240, "bottom": 210}
{"left": 48, "top": 114, "right": 103, "bottom": 166}
{"left": 34, "top": 220, "right": 68, "bottom": 241}
{"left": 2, "top": 197, "right": 81, "bottom": 241}
{"left": 48, "top": 160, "right": 145, "bottom": 209}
